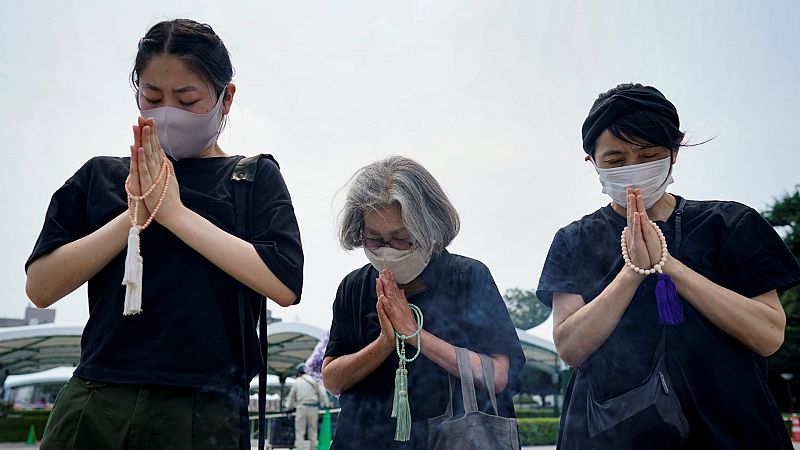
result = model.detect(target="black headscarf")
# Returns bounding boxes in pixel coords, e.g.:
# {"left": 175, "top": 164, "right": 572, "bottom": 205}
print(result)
{"left": 581, "top": 85, "right": 679, "bottom": 154}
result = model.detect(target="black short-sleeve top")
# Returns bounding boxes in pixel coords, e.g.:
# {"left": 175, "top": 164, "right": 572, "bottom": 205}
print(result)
{"left": 26, "top": 155, "right": 303, "bottom": 393}
{"left": 325, "top": 250, "right": 526, "bottom": 449}
{"left": 537, "top": 196, "right": 800, "bottom": 449}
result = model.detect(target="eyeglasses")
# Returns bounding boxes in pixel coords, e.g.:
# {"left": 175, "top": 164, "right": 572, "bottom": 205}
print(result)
{"left": 361, "top": 237, "right": 414, "bottom": 251}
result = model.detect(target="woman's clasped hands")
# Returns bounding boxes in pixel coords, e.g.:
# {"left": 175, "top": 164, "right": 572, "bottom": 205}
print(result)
{"left": 375, "top": 270, "right": 420, "bottom": 348}
{"left": 624, "top": 187, "right": 667, "bottom": 273}
{"left": 127, "top": 117, "right": 184, "bottom": 226}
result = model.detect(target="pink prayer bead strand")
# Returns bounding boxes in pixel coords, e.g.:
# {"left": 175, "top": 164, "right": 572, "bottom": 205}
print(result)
{"left": 140, "top": 164, "right": 170, "bottom": 230}
{"left": 125, "top": 159, "right": 170, "bottom": 231}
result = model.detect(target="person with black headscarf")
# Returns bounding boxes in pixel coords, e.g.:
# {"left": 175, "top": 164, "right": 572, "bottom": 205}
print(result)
{"left": 537, "top": 83, "right": 800, "bottom": 449}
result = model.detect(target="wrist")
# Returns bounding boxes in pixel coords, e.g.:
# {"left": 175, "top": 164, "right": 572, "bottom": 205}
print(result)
{"left": 116, "top": 210, "right": 133, "bottom": 227}
{"left": 377, "top": 334, "right": 394, "bottom": 354}
{"left": 404, "top": 328, "right": 425, "bottom": 349}
{"left": 619, "top": 265, "right": 647, "bottom": 285}
{"left": 397, "top": 322, "right": 418, "bottom": 338}
{"left": 157, "top": 204, "right": 190, "bottom": 231}
{"left": 661, "top": 255, "right": 684, "bottom": 278}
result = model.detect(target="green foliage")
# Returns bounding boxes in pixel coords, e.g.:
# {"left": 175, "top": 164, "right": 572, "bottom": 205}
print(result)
{"left": 514, "top": 408, "right": 560, "bottom": 418}
{"left": 0, "top": 412, "right": 49, "bottom": 442}
{"left": 764, "top": 188, "right": 800, "bottom": 255}
{"left": 503, "top": 288, "right": 550, "bottom": 329}
{"left": 516, "top": 418, "right": 560, "bottom": 445}
{"left": 763, "top": 187, "right": 800, "bottom": 411}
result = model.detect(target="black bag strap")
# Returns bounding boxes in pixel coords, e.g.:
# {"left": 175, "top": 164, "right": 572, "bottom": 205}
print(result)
{"left": 673, "top": 197, "right": 687, "bottom": 260}
{"left": 231, "top": 154, "right": 278, "bottom": 450}
{"left": 659, "top": 196, "right": 687, "bottom": 344}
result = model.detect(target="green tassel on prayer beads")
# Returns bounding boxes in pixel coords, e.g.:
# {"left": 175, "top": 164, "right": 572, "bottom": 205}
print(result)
{"left": 392, "top": 304, "right": 423, "bottom": 442}
{"left": 391, "top": 366, "right": 406, "bottom": 418}
{"left": 394, "top": 389, "right": 412, "bottom": 441}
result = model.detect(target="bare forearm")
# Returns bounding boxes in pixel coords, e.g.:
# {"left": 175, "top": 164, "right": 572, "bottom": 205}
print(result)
{"left": 554, "top": 269, "right": 644, "bottom": 366}
{"left": 26, "top": 211, "right": 131, "bottom": 308}
{"left": 666, "top": 258, "right": 785, "bottom": 356}
{"left": 322, "top": 337, "right": 394, "bottom": 395}
{"left": 408, "top": 329, "right": 510, "bottom": 393}
{"left": 161, "top": 206, "right": 297, "bottom": 307}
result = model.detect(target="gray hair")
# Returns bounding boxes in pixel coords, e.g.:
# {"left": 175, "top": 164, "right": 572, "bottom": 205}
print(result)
{"left": 338, "top": 156, "right": 460, "bottom": 255}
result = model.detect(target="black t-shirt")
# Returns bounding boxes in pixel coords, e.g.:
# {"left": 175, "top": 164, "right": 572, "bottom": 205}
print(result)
{"left": 325, "top": 250, "right": 526, "bottom": 450}
{"left": 537, "top": 196, "right": 800, "bottom": 449}
{"left": 26, "top": 155, "right": 303, "bottom": 394}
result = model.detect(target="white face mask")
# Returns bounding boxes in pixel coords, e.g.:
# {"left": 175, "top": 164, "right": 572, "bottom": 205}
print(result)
{"left": 596, "top": 156, "right": 673, "bottom": 209}
{"left": 364, "top": 247, "right": 431, "bottom": 284}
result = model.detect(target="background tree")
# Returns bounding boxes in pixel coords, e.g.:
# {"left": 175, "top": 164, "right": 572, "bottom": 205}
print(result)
{"left": 762, "top": 187, "right": 800, "bottom": 413}
{"left": 503, "top": 288, "right": 550, "bottom": 330}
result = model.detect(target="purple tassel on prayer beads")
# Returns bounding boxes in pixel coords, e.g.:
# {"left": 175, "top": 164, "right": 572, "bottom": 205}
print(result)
{"left": 656, "top": 274, "right": 684, "bottom": 325}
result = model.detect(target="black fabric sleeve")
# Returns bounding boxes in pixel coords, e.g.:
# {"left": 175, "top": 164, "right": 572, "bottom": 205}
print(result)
{"left": 324, "top": 278, "right": 358, "bottom": 358}
{"left": 250, "top": 158, "right": 304, "bottom": 302}
{"left": 536, "top": 228, "right": 580, "bottom": 308}
{"left": 25, "top": 159, "right": 94, "bottom": 271}
{"left": 466, "top": 262, "right": 526, "bottom": 393}
{"left": 719, "top": 208, "right": 800, "bottom": 298}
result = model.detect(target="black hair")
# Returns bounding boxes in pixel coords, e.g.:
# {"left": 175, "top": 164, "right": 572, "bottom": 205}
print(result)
{"left": 586, "top": 83, "right": 686, "bottom": 155}
{"left": 131, "top": 19, "right": 233, "bottom": 101}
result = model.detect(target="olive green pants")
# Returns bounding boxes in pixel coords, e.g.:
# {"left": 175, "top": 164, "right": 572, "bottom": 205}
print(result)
{"left": 40, "top": 376, "right": 241, "bottom": 450}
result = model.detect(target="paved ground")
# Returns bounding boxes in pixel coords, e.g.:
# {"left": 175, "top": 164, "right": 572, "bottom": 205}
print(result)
{"left": 2, "top": 442, "right": 799, "bottom": 449}
{"left": 260, "top": 446, "right": 556, "bottom": 450}
{"left": 250, "top": 445, "right": 555, "bottom": 450}
{"left": 0, "top": 443, "right": 558, "bottom": 449}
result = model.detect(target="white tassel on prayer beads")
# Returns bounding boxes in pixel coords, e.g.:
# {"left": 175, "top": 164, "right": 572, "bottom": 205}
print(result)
{"left": 122, "top": 227, "right": 143, "bottom": 315}
{"left": 121, "top": 158, "right": 170, "bottom": 316}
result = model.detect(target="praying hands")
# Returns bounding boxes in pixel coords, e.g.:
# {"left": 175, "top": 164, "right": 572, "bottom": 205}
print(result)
{"left": 128, "top": 117, "right": 183, "bottom": 226}
{"left": 624, "top": 187, "right": 667, "bottom": 271}
{"left": 376, "top": 269, "right": 419, "bottom": 338}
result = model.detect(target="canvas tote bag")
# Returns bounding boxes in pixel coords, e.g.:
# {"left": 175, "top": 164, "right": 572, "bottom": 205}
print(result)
{"left": 428, "top": 347, "right": 519, "bottom": 450}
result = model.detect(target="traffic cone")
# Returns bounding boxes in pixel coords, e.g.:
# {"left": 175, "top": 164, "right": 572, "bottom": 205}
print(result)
{"left": 317, "top": 409, "right": 332, "bottom": 450}
{"left": 791, "top": 413, "right": 800, "bottom": 443}
{"left": 26, "top": 424, "right": 36, "bottom": 446}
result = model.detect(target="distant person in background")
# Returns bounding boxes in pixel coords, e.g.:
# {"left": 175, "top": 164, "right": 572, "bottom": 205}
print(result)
{"left": 537, "top": 83, "right": 800, "bottom": 449}
{"left": 285, "top": 364, "right": 331, "bottom": 450}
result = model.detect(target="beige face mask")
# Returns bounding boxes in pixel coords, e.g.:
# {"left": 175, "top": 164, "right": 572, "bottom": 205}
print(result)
{"left": 364, "top": 247, "right": 431, "bottom": 284}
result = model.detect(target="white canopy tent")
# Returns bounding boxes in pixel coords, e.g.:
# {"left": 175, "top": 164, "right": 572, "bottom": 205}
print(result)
{"left": 0, "top": 322, "right": 327, "bottom": 406}
{"left": 0, "top": 322, "right": 327, "bottom": 380}
{"left": 1, "top": 322, "right": 563, "bottom": 405}
{"left": 516, "top": 328, "right": 561, "bottom": 375}
{"left": 264, "top": 321, "right": 326, "bottom": 380}
{"left": 0, "top": 324, "right": 82, "bottom": 388}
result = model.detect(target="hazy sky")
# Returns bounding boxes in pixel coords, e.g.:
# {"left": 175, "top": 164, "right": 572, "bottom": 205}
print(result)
{"left": 2, "top": 1, "right": 799, "bottom": 343}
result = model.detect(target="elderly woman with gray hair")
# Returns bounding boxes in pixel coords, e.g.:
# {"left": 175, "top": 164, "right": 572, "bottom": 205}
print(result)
{"left": 322, "top": 156, "right": 525, "bottom": 449}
